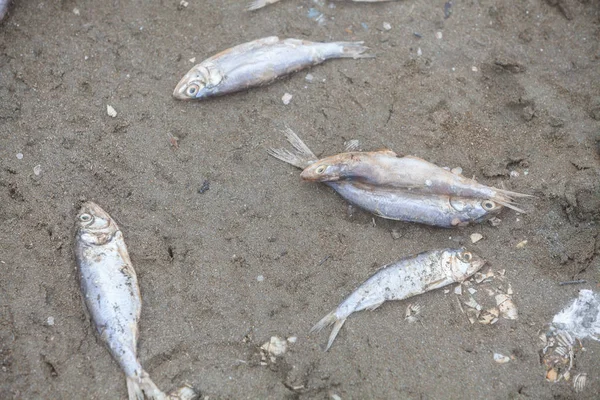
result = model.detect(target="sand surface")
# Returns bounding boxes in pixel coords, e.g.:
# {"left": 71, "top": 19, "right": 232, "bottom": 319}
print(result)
{"left": 1, "top": 0, "right": 599, "bottom": 399}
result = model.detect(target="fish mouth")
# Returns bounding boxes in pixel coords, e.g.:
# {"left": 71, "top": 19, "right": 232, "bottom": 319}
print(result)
{"left": 173, "top": 80, "right": 191, "bottom": 100}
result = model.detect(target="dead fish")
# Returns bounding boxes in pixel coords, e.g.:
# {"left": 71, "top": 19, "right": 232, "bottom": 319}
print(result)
{"left": 0, "top": 0, "right": 10, "bottom": 21}
{"left": 248, "top": 0, "right": 398, "bottom": 11}
{"left": 173, "top": 36, "right": 373, "bottom": 100}
{"left": 311, "top": 248, "right": 485, "bottom": 350}
{"left": 300, "top": 151, "right": 532, "bottom": 212}
{"left": 267, "top": 128, "right": 503, "bottom": 227}
{"left": 329, "top": 180, "right": 502, "bottom": 227}
{"left": 75, "top": 202, "right": 197, "bottom": 400}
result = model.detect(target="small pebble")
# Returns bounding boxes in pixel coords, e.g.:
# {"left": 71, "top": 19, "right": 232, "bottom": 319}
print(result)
{"left": 436, "top": 31, "right": 443, "bottom": 40}
{"left": 454, "top": 285, "right": 462, "bottom": 295}
{"left": 305, "top": 73, "right": 314, "bottom": 82}
{"left": 330, "top": 395, "right": 342, "bottom": 400}
{"left": 257, "top": 275, "right": 264, "bottom": 282}
{"left": 488, "top": 217, "right": 502, "bottom": 227}
{"left": 106, "top": 105, "right": 117, "bottom": 118}
{"left": 470, "top": 233, "right": 483, "bottom": 243}
{"left": 189, "top": 57, "right": 196, "bottom": 63}
{"left": 509, "top": 170, "right": 520, "bottom": 178}
{"left": 471, "top": 66, "right": 478, "bottom": 72}
{"left": 417, "top": 47, "right": 422, "bottom": 56}
{"left": 179, "top": 0, "right": 189, "bottom": 7}
{"left": 493, "top": 353, "right": 511, "bottom": 363}
{"left": 47, "top": 316, "right": 55, "bottom": 326}
{"left": 383, "top": 22, "right": 391, "bottom": 31}
{"left": 16, "top": 153, "right": 23, "bottom": 160}
{"left": 287, "top": 336, "right": 297, "bottom": 343}
{"left": 282, "top": 93, "right": 293, "bottom": 105}
{"left": 33, "top": 165, "right": 42, "bottom": 176}
{"left": 516, "top": 240, "right": 528, "bottom": 249}
{"left": 73, "top": 8, "right": 80, "bottom": 15}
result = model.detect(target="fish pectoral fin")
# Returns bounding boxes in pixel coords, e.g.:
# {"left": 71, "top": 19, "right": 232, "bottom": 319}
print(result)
{"left": 374, "top": 149, "right": 398, "bottom": 157}
{"left": 424, "top": 279, "right": 447, "bottom": 291}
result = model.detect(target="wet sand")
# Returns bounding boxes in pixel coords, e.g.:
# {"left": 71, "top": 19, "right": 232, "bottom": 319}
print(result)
{"left": 1, "top": 0, "right": 599, "bottom": 399}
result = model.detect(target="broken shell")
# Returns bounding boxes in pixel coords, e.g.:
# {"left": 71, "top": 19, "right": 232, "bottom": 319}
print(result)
{"left": 470, "top": 233, "right": 483, "bottom": 243}
{"left": 466, "top": 308, "right": 480, "bottom": 324}
{"left": 493, "top": 353, "right": 510, "bottom": 363}
{"left": 516, "top": 240, "right": 528, "bottom": 248}
{"left": 464, "top": 296, "right": 482, "bottom": 311}
{"left": 478, "top": 308, "right": 500, "bottom": 324}
{"left": 546, "top": 368, "right": 559, "bottom": 382}
{"left": 573, "top": 373, "right": 587, "bottom": 393}
{"left": 261, "top": 336, "right": 287, "bottom": 357}
{"left": 497, "top": 298, "right": 518, "bottom": 320}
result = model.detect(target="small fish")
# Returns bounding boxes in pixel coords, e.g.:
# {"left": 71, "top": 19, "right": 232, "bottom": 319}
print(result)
{"left": 248, "top": 0, "right": 398, "bottom": 11}
{"left": 300, "top": 151, "right": 532, "bottom": 212}
{"left": 173, "top": 36, "right": 373, "bottom": 100}
{"left": 75, "top": 202, "right": 197, "bottom": 400}
{"left": 0, "top": 0, "right": 10, "bottom": 21}
{"left": 329, "top": 180, "right": 502, "bottom": 227}
{"left": 311, "top": 249, "right": 485, "bottom": 350}
{"left": 267, "top": 128, "right": 503, "bottom": 227}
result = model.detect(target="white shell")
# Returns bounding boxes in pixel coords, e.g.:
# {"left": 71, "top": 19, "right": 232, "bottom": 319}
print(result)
{"left": 493, "top": 353, "right": 510, "bottom": 363}
{"left": 573, "top": 373, "right": 587, "bottom": 393}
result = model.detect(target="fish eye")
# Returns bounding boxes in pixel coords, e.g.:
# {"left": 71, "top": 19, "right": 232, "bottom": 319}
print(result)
{"left": 461, "top": 251, "right": 473, "bottom": 262}
{"left": 315, "top": 165, "right": 326, "bottom": 174}
{"left": 79, "top": 213, "right": 92, "bottom": 222}
{"left": 186, "top": 84, "right": 199, "bottom": 96}
{"left": 482, "top": 200, "right": 496, "bottom": 210}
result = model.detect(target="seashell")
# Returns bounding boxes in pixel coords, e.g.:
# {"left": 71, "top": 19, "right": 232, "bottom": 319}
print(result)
{"left": 261, "top": 336, "right": 287, "bottom": 357}
{"left": 493, "top": 353, "right": 510, "bottom": 363}
{"left": 546, "top": 368, "right": 559, "bottom": 382}
{"left": 573, "top": 373, "right": 587, "bottom": 393}
{"left": 479, "top": 308, "right": 500, "bottom": 325}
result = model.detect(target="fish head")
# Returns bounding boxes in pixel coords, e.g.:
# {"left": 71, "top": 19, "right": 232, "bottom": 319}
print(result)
{"left": 173, "top": 63, "right": 223, "bottom": 100}
{"left": 447, "top": 248, "right": 485, "bottom": 281}
{"left": 300, "top": 154, "right": 355, "bottom": 181}
{"left": 76, "top": 202, "right": 119, "bottom": 244}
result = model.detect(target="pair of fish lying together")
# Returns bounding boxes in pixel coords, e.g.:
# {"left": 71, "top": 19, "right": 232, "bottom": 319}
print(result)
{"left": 75, "top": 202, "right": 486, "bottom": 400}
{"left": 269, "top": 128, "right": 532, "bottom": 227}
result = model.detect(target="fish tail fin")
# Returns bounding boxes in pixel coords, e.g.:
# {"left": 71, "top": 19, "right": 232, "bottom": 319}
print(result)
{"left": 127, "top": 377, "right": 145, "bottom": 400}
{"left": 493, "top": 198, "right": 526, "bottom": 214}
{"left": 247, "top": 0, "right": 280, "bottom": 11}
{"left": 127, "top": 371, "right": 198, "bottom": 400}
{"left": 494, "top": 187, "right": 536, "bottom": 199}
{"left": 310, "top": 310, "right": 347, "bottom": 351}
{"left": 325, "top": 319, "right": 347, "bottom": 351}
{"left": 333, "top": 41, "right": 375, "bottom": 59}
{"left": 267, "top": 127, "right": 317, "bottom": 169}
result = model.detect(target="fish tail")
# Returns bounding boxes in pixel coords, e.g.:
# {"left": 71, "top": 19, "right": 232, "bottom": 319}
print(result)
{"left": 247, "top": 0, "right": 280, "bottom": 11}
{"left": 310, "top": 310, "right": 347, "bottom": 351}
{"left": 127, "top": 371, "right": 198, "bottom": 400}
{"left": 127, "top": 377, "right": 145, "bottom": 400}
{"left": 331, "top": 41, "right": 375, "bottom": 59}
{"left": 325, "top": 319, "right": 347, "bottom": 351}
{"left": 267, "top": 127, "right": 317, "bottom": 169}
{"left": 493, "top": 187, "right": 536, "bottom": 199}
{"left": 493, "top": 198, "right": 526, "bottom": 214}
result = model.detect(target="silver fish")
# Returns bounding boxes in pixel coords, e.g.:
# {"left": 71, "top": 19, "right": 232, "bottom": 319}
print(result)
{"left": 0, "top": 0, "right": 9, "bottom": 21}
{"left": 329, "top": 180, "right": 501, "bottom": 227}
{"left": 267, "top": 128, "right": 503, "bottom": 227}
{"left": 300, "top": 150, "right": 532, "bottom": 212}
{"left": 75, "top": 202, "right": 197, "bottom": 400}
{"left": 248, "top": 0, "right": 398, "bottom": 11}
{"left": 173, "top": 36, "right": 372, "bottom": 100}
{"left": 311, "top": 248, "right": 485, "bottom": 350}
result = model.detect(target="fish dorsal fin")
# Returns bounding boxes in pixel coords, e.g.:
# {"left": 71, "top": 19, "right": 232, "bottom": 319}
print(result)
{"left": 374, "top": 149, "right": 397, "bottom": 157}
